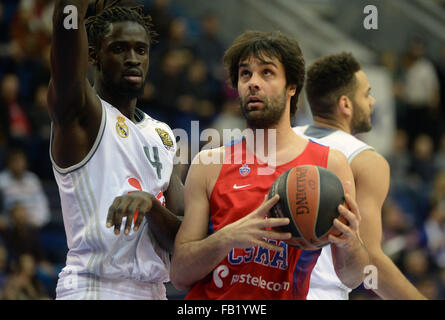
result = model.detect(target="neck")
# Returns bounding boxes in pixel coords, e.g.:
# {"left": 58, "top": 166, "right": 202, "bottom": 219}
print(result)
{"left": 313, "top": 116, "right": 351, "bottom": 134}
{"left": 94, "top": 81, "right": 138, "bottom": 122}
{"left": 246, "top": 112, "right": 303, "bottom": 164}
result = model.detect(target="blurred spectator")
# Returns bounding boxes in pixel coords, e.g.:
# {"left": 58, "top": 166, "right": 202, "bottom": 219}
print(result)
{"left": 3, "top": 253, "right": 50, "bottom": 300}
{"left": 416, "top": 277, "right": 440, "bottom": 300}
{"left": 423, "top": 199, "right": 445, "bottom": 268}
{"left": 0, "top": 203, "right": 47, "bottom": 263}
{"left": 145, "top": 0, "right": 174, "bottom": 45}
{"left": 0, "top": 244, "right": 8, "bottom": 299}
{"left": 0, "top": 148, "right": 50, "bottom": 228}
{"left": 409, "top": 134, "right": 437, "bottom": 185}
{"left": 193, "top": 12, "right": 226, "bottom": 81}
{"left": 212, "top": 98, "right": 245, "bottom": 146}
{"left": 177, "top": 60, "right": 221, "bottom": 130}
{"left": 434, "top": 134, "right": 445, "bottom": 173}
{"left": 435, "top": 45, "right": 445, "bottom": 132}
{"left": 151, "top": 49, "right": 188, "bottom": 128}
{"left": 399, "top": 39, "right": 441, "bottom": 147}
{"left": 431, "top": 171, "right": 445, "bottom": 205}
{"left": 406, "top": 134, "right": 438, "bottom": 223}
{"left": 402, "top": 248, "right": 431, "bottom": 284}
{"left": 381, "top": 200, "right": 418, "bottom": 264}
{"left": 28, "top": 84, "right": 52, "bottom": 178}
{"left": 387, "top": 129, "right": 411, "bottom": 188}
{"left": 0, "top": 73, "right": 32, "bottom": 148}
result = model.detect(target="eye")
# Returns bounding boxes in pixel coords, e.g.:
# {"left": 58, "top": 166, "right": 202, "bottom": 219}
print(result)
{"left": 239, "top": 69, "right": 251, "bottom": 78}
{"left": 112, "top": 45, "right": 123, "bottom": 53}
{"left": 263, "top": 69, "right": 273, "bottom": 76}
{"left": 137, "top": 47, "right": 147, "bottom": 55}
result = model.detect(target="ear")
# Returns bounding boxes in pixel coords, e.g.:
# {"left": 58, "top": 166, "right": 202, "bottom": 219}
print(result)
{"left": 88, "top": 46, "right": 99, "bottom": 68}
{"left": 287, "top": 84, "right": 297, "bottom": 98}
{"left": 338, "top": 95, "right": 353, "bottom": 117}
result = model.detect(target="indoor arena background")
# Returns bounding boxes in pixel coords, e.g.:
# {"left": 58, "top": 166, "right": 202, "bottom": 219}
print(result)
{"left": 0, "top": 0, "right": 444, "bottom": 300}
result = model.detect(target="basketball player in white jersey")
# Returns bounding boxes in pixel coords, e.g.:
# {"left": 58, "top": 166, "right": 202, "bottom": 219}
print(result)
{"left": 48, "top": 0, "right": 182, "bottom": 299}
{"left": 294, "top": 52, "right": 425, "bottom": 300}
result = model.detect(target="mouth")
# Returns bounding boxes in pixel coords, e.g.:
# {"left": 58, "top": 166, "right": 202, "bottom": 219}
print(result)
{"left": 246, "top": 96, "right": 264, "bottom": 110}
{"left": 123, "top": 69, "right": 143, "bottom": 83}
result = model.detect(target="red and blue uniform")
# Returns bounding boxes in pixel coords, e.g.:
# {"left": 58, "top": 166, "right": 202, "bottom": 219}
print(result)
{"left": 186, "top": 138, "right": 330, "bottom": 300}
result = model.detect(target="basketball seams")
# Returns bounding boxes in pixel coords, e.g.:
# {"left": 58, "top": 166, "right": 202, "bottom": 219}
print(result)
{"left": 312, "top": 167, "right": 321, "bottom": 244}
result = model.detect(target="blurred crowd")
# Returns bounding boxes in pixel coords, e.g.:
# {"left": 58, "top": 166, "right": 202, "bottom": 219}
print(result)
{"left": 0, "top": 0, "right": 444, "bottom": 300}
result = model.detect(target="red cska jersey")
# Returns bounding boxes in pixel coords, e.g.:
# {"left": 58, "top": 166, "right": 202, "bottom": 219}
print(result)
{"left": 186, "top": 138, "right": 330, "bottom": 300}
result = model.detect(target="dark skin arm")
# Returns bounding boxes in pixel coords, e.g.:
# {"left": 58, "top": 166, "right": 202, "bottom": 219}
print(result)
{"left": 106, "top": 165, "right": 184, "bottom": 253}
{"left": 48, "top": 0, "right": 102, "bottom": 168}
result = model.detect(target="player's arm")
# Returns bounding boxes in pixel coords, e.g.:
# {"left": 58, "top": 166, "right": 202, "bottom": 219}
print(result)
{"left": 327, "top": 149, "right": 369, "bottom": 289}
{"left": 48, "top": 0, "right": 102, "bottom": 167}
{"left": 351, "top": 150, "right": 426, "bottom": 299}
{"left": 165, "top": 164, "right": 185, "bottom": 217}
{"left": 170, "top": 149, "right": 291, "bottom": 291}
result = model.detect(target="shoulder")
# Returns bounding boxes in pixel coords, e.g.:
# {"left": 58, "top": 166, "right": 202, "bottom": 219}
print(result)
{"left": 292, "top": 125, "right": 309, "bottom": 136}
{"left": 187, "top": 147, "right": 225, "bottom": 195}
{"left": 351, "top": 150, "right": 390, "bottom": 186}
{"left": 191, "top": 146, "right": 225, "bottom": 167}
{"left": 327, "top": 148, "right": 350, "bottom": 170}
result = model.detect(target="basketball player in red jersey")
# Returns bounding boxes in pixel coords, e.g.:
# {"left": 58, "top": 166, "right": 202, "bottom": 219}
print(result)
{"left": 170, "top": 31, "right": 369, "bottom": 299}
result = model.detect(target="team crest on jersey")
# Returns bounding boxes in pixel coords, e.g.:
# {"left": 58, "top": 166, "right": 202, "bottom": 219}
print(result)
{"left": 155, "top": 128, "right": 174, "bottom": 150}
{"left": 116, "top": 116, "right": 129, "bottom": 138}
{"left": 239, "top": 163, "right": 251, "bottom": 176}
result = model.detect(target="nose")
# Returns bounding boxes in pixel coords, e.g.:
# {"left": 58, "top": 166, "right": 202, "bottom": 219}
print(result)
{"left": 124, "top": 49, "right": 141, "bottom": 66}
{"left": 370, "top": 94, "right": 376, "bottom": 106}
{"left": 247, "top": 73, "right": 260, "bottom": 92}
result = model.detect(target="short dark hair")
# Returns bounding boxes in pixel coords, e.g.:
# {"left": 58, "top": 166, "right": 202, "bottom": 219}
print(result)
{"left": 85, "top": 0, "right": 158, "bottom": 50}
{"left": 223, "top": 30, "right": 305, "bottom": 116}
{"left": 305, "top": 52, "right": 361, "bottom": 120}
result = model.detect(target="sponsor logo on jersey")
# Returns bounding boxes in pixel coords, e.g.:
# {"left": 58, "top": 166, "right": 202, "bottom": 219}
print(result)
{"left": 155, "top": 128, "right": 174, "bottom": 150}
{"left": 210, "top": 241, "right": 291, "bottom": 292}
{"left": 239, "top": 163, "right": 250, "bottom": 176}
{"left": 116, "top": 116, "right": 129, "bottom": 138}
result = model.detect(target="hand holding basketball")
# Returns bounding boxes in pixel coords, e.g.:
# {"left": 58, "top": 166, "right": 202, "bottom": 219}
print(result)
{"left": 328, "top": 182, "right": 364, "bottom": 250}
{"left": 222, "top": 195, "right": 292, "bottom": 252}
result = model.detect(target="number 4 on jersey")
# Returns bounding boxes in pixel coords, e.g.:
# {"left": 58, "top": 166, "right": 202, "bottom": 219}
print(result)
{"left": 144, "top": 146, "right": 162, "bottom": 179}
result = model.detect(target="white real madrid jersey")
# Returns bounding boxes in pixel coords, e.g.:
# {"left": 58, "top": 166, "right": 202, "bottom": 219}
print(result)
{"left": 51, "top": 98, "right": 176, "bottom": 299}
{"left": 293, "top": 125, "right": 374, "bottom": 300}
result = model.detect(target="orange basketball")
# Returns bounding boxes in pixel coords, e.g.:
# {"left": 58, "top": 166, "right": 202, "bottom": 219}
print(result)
{"left": 268, "top": 165, "right": 345, "bottom": 250}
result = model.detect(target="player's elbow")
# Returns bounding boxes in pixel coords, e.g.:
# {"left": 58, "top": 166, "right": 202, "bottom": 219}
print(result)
{"left": 169, "top": 260, "right": 191, "bottom": 291}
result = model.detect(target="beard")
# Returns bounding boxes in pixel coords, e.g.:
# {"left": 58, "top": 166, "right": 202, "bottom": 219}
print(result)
{"left": 350, "top": 100, "right": 372, "bottom": 135}
{"left": 99, "top": 62, "right": 145, "bottom": 100}
{"left": 240, "top": 90, "right": 287, "bottom": 129}
{"left": 103, "top": 76, "right": 145, "bottom": 100}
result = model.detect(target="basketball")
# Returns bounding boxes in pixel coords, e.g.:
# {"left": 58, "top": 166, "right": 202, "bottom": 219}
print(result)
{"left": 268, "top": 165, "right": 345, "bottom": 250}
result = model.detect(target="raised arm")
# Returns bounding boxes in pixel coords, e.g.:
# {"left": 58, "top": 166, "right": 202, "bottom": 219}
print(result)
{"left": 48, "top": 0, "right": 102, "bottom": 168}
{"left": 351, "top": 150, "right": 426, "bottom": 299}
{"left": 327, "top": 149, "right": 369, "bottom": 289}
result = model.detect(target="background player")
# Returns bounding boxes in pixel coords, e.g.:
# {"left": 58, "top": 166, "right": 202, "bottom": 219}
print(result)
{"left": 294, "top": 52, "right": 426, "bottom": 300}
{"left": 48, "top": 0, "right": 182, "bottom": 299}
{"left": 170, "top": 31, "right": 369, "bottom": 299}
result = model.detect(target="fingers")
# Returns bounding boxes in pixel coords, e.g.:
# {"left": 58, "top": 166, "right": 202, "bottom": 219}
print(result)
{"left": 106, "top": 197, "right": 123, "bottom": 233}
{"left": 329, "top": 202, "right": 361, "bottom": 248}
{"left": 255, "top": 194, "right": 280, "bottom": 218}
{"left": 106, "top": 193, "right": 154, "bottom": 235}
{"left": 343, "top": 193, "right": 361, "bottom": 222}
